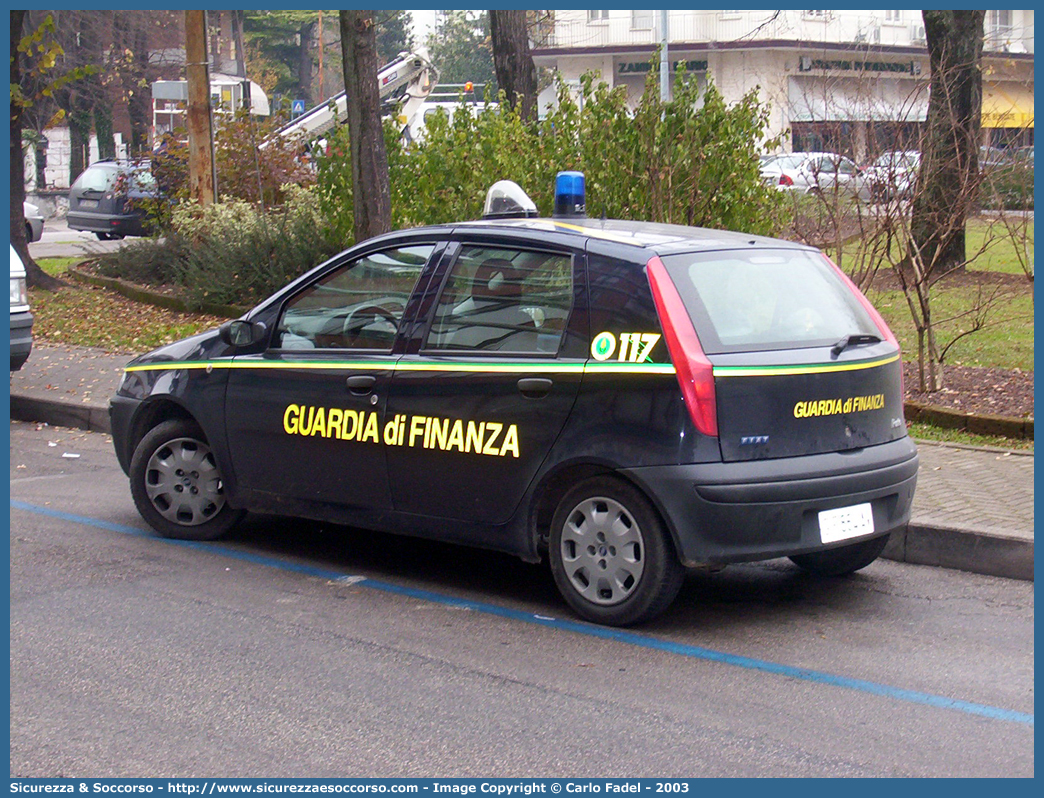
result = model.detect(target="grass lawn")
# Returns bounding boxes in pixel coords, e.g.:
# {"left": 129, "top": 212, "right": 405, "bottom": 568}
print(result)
{"left": 842, "top": 217, "right": 1034, "bottom": 371}
{"left": 30, "top": 258, "right": 226, "bottom": 353}
{"left": 867, "top": 283, "right": 1034, "bottom": 371}
{"left": 965, "top": 218, "right": 1034, "bottom": 275}
{"left": 36, "top": 256, "right": 84, "bottom": 276}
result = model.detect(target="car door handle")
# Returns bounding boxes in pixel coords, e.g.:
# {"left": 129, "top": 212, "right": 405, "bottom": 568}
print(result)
{"left": 346, "top": 375, "right": 377, "bottom": 395}
{"left": 517, "top": 377, "right": 553, "bottom": 398}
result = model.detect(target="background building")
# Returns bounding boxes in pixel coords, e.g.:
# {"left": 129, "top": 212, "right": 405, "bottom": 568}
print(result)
{"left": 532, "top": 10, "right": 1034, "bottom": 161}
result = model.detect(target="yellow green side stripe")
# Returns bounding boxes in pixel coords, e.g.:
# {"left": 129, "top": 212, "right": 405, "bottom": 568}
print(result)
{"left": 124, "top": 352, "right": 896, "bottom": 378}
{"left": 711, "top": 353, "right": 899, "bottom": 378}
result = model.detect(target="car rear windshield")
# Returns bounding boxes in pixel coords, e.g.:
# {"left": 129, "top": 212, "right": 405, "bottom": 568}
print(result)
{"left": 72, "top": 166, "right": 118, "bottom": 192}
{"left": 659, "top": 249, "right": 880, "bottom": 354}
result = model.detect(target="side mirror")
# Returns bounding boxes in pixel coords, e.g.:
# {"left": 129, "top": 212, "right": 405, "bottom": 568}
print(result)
{"left": 219, "top": 319, "right": 268, "bottom": 348}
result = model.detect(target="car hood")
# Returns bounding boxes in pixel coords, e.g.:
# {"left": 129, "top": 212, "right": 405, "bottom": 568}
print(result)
{"left": 125, "top": 327, "right": 230, "bottom": 369}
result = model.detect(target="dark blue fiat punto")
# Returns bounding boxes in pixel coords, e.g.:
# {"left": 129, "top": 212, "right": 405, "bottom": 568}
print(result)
{"left": 110, "top": 176, "right": 918, "bottom": 625}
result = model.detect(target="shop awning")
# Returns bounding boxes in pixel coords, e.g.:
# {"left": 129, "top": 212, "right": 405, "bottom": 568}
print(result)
{"left": 788, "top": 75, "right": 928, "bottom": 123}
{"left": 982, "top": 82, "right": 1034, "bottom": 129}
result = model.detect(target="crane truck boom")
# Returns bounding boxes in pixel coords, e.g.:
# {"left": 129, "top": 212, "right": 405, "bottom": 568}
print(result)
{"left": 264, "top": 49, "right": 439, "bottom": 148}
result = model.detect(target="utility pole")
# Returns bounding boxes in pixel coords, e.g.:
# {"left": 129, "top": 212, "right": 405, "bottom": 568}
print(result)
{"left": 185, "top": 10, "right": 216, "bottom": 205}
{"left": 659, "top": 10, "right": 669, "bottom": 102}
{"left": 318, "top": 10, "right": 324, "bottom": 101}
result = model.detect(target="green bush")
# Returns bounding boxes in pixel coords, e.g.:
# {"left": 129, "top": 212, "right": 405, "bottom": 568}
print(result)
{"left": 96, "top": 185, "right": 342, "bottom": 309}
{"left": 319, "top": 69, "right": 790, "bottom": 238}
{"left": 982, "top": 163, "right": 1034, "bottom": 211}
{"left": 102, "top": 65, "right": 789, "bottom": 308}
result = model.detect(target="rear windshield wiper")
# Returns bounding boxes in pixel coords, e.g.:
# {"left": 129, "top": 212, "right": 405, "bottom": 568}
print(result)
{"left": 831, "top": 333, "right": 881, "bottom": 357}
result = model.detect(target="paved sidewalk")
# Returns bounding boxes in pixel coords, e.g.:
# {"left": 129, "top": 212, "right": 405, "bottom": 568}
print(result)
{"left": 8, "top": 343, "right": 1035, "bottom": 581}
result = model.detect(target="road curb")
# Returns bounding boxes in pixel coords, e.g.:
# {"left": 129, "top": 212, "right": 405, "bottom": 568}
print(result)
{"left": 904, "top": 400, "right": 1033, "bottom": 440}
{"left": 883, "top": 522, "right": 1034, "bottom": 581}
{"left": 9, "top": 394, "right": 112, "bottom": 434}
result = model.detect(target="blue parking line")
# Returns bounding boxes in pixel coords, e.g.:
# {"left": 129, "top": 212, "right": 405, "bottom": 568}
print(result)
{"left": 11, "top": 498, "right": 1034, "bottom": 729}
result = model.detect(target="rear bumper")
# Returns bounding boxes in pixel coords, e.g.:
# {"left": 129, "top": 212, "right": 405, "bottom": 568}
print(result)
{"left": 623, "top": 437, "right": 919, "bottom": 566}
{"left": 10, "top": 310, "right": 33, "bottom": 370}
{"left": 67, "top": 210, "right": 147, "bottom": 237}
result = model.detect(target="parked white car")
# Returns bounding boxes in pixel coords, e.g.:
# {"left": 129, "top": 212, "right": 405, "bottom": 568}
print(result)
{"left": 10, "top": 244, "right": 33, "bottom": 370}
{"left": 861, "top": 151, "right": 921, "bottom": 201}
{"left": 760, "top": 152, "right": 864, "bottom": 197}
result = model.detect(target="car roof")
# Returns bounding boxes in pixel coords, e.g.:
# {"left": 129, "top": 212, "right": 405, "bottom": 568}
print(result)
{"left": 85, "top": 159, "right": 151, "bottom": 169}
{"left": 443, "top": 217, "right": 812, "bottom": 256}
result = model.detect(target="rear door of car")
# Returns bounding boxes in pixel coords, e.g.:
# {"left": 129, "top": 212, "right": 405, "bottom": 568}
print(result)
{"left": 384, "top": 235, "right": 588, "bottom": 525}
{"left": 658, "top": 247, "right": 906, "bottom": 462}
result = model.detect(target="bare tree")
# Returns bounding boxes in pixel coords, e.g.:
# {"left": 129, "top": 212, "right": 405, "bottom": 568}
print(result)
{"left": 848, "top": 144, "right": 1030, "bottom": 394}
{"left": 489, "top": 10, "right": 537, "bottom": 122}
{"left": 339, "top": 10, "right": 391, "bottom": 242}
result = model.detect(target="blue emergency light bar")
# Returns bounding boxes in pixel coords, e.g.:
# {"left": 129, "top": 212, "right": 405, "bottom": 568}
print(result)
{"left": 553, "top": 171, "right": 586, "bottom": 218}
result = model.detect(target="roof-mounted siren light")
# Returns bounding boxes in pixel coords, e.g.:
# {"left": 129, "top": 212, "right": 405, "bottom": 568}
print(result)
{"left": 553, "top": 171, "right": 586, "bottom": 218}
{"left": 482, "top": 180, "right": 539, "bottom": 219}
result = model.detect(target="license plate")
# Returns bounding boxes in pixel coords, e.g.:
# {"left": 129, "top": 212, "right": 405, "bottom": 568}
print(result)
{"left": 79, "top": 199, "right": 99, "bottom": 209}
{"left": 818, "top": 502, "right": 874, "bottom": 544}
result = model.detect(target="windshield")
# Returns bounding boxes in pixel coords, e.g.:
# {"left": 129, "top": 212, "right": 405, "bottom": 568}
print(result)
{"left": 763, "top": 154, "right": 806, "bottom": 170}
{"left": 660, "top": 249, "right": 880, "bottom": 354}
{"left": 72, "top": 166, "right": 118, "bottom": 192}
{"left": 874, "top": 152, "right": 918, "bottom": 169}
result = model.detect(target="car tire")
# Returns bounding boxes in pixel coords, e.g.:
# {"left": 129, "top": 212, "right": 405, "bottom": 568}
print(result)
{"left": 549, "top": 477, "right": 684, "bottom": 626}
{"left": 129, "top": 419, "right": 244, "bottom": 541}
{"left": 789, "top": 533, "right": 890, "bottom": 577}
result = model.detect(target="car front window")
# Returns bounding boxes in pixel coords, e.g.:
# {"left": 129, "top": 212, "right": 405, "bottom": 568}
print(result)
{"left": 275, "top": 245, "right": 434, "bottom": 351}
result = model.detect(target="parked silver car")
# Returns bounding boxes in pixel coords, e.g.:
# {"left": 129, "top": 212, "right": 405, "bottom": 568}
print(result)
{"left": 23, "top": 201, "right": 44, "bottom": 242}
{"left": 861, "top": 151, "right": 921, "bottom": 201}
{"left": 760, "top": 152, "right": 864, "bottom": 197}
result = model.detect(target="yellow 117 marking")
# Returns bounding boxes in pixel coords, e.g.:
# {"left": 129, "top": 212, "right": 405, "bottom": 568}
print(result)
{"left": 590, "top": 331, "right": 662, "bottom": 362}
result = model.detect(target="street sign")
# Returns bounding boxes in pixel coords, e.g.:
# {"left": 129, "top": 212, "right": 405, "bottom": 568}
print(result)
{"left": 292, "top": 99, "right": 306, "bottom": 118}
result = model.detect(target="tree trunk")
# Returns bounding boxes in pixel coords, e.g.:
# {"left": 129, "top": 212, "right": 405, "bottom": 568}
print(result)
{"left": 339, "top": 10, "right": 392, "bottom": 243}
{"left": 114, "top": 11, "right": 152, "bottom": 155}
{"left": 9, "top": 10, "right": 63, "bottom": 290}
{"left": 94, "top": 104, "right": 116, "bottom": 160}
{"left": 489, "top": 10, "right": 537, "bottom": 122}
{"left": 185, "top": 10, "right": 216, "bottom": 205}
{"left": 296, "top": 20, "right": 317, "bottom": 107}
{"left": 69, "top": 93, "right": 92, "bottom": 182}
{"left": 909, "top": 10, "right": 985, "bottom": 274}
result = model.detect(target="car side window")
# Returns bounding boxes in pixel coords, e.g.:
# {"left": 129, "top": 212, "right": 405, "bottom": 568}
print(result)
{"left": 817, "top": 157, "right": 837, "bottom": 174}
{"left": 425, "top": 245, "right": 573, "bottom": 354}
{"left": 275, "top": 245, "right": 434, "bottom": 351}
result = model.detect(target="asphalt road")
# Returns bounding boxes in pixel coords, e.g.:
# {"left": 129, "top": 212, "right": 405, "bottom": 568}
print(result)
{"left": 9, "top": 421, "right": 1034, "bottom": 778}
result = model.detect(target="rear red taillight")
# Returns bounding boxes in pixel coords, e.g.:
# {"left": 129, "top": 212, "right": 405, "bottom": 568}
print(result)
{"left": 647, "top": 256, "right": 718, "bottom": 438}
{"left": 778, "top": 173, "right": 794, "bottom": 187}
